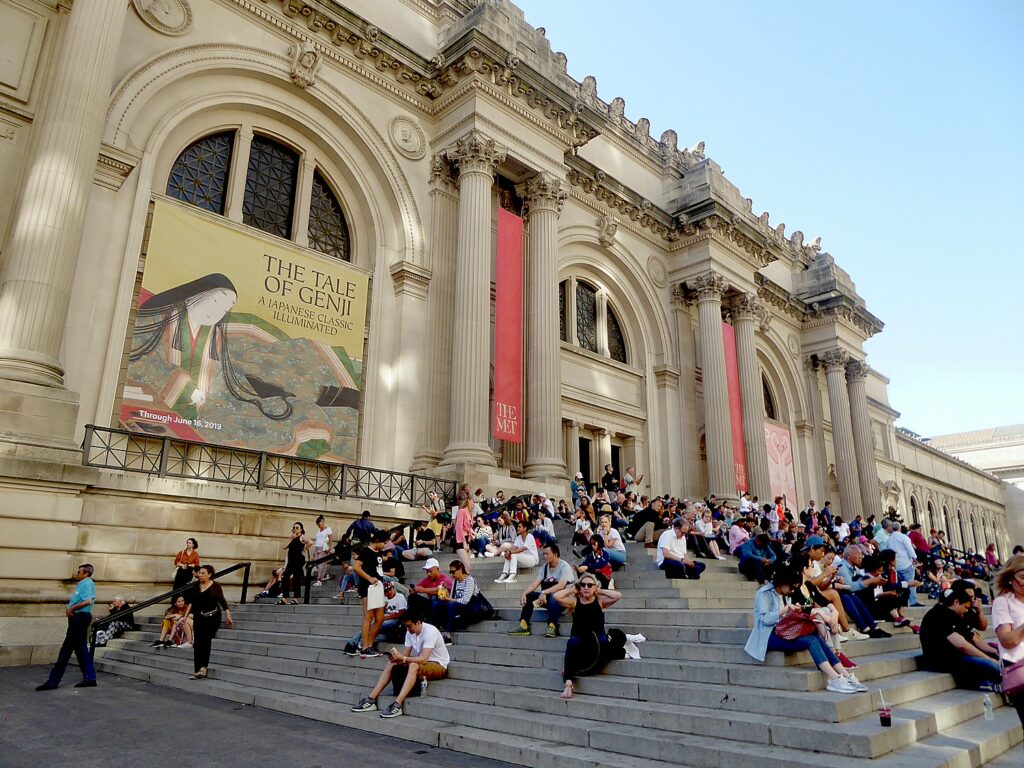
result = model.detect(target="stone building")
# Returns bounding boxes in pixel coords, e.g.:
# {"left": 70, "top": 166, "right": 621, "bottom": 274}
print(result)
{"left": 0, "top": 0, "right": 1013, "bottom": 661}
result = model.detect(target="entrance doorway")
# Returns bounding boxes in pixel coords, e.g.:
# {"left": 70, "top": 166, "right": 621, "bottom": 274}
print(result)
{"left": 611, "top": 445, "right": 622, "bottom": 489}
{"left": 579, "top": 437, "right": 592, "bottom": 495}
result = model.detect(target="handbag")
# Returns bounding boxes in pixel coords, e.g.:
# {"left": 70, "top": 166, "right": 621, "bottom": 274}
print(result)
{"left": 467, "top": 592, "right": 495, "bottom": 621}
{"left": 366, "top": 580, "right": 386, "bottom": 610}
{"left": 1001, "top": 658, "right": 1024, "bottom": 696}
{"left": 774, "top": 609, "right": 819, "bottom": 640}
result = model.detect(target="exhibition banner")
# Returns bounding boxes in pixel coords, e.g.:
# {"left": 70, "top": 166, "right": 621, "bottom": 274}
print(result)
{"left": 722, "top": 322, "right": 748, "bottom": 494}
{"left": 764, "top": 421, "right": 799, "bottom": 509}
{"left": 492, "top": 207, "right": 524, "bottom": 442}
{"left": 118, "top": 198, "right": 369, "bottom": 462}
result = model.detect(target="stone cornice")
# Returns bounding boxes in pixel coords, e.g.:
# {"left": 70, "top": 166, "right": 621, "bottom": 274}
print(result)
{"left": 803, "top": 296, "right": 884, "bottom": 339}
{"left": 565, "top": 156, "right": 676, "bottom": 241}
{"left": 755, "top": 273, "right": 806, "bottom": 323}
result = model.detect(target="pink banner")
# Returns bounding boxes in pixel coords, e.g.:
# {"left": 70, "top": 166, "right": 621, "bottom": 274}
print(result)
{"left": 493, "top": 208, "right": 523, "bottom": 442}
{"left": 764, "top": 421, "right": 798, "bottom": 509}
{"left": 722, "top": 323, "right": 747, "bottom": 494}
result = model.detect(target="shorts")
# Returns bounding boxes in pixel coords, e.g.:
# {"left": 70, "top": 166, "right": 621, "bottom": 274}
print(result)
{"left": 453, "top": 542, "right": 466, "bottom": 552}
{"left": 418, "top": 661, "right": 447, "bottom": 681}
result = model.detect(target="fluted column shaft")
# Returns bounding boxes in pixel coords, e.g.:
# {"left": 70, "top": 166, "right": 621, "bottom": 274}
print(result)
{"left": 692, "top": 272, "right": 735, "bottom": 498}
{"left": 823, "top": 349, "right": 863, "bottom": 517}
{"left": 442, "top": 133, "right": 506, "bottom": 468}
{"left": 565, "top": 420, "right": 581, "bottom": 478}
{"left": 847, "top": 361, "right": 879, "bottom": 517}
{"left": 0, "top": 1, "right": 130, "bottom": 385}
{"left": 733, "top": 296, "right": 771, "bottom": 498}
{"left": 522, "top": 173, "right": 568, "bottom": 481}
{"left": 411, "top": 157, "right": 459, "bottom": 470}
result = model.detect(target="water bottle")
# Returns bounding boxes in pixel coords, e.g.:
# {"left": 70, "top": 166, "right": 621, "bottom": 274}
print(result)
{"left": 982, "top": 694, "right": 993, "bottom": 721}
{"left": 419, "top": 677, "right": 428, "bottom": 694}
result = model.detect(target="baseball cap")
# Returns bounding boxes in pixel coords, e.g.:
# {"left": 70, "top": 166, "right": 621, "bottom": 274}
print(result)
{"left": 803, "top": 535, "right": 826, "bottom": 550}
{"left": 575, "top": 472, "right": 583, "bottom": 479}
{"left": 422, "top": 558, "right": 440, "bottom": 570}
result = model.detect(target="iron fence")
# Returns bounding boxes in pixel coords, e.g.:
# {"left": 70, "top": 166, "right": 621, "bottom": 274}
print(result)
{"left": 82, "top": 425, "right": 456, "bottom": 506}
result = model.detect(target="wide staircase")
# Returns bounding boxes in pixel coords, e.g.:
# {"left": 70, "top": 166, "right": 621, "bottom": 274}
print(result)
{"left": 95, "top": 524, "right": 1022, "bottom": 768}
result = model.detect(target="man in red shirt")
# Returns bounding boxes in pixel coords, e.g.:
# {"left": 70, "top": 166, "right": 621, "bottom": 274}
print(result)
{"left": 908, "top": 524, "right": 930, "bottom": 561}
{"left": 408, "top": 558, "right": 452, "bottom": 614}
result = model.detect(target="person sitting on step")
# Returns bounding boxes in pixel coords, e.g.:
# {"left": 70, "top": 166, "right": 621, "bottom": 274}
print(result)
{"left": 656, "top": 517, "right": 707, "bottom": 580}
{"left": 919, "top": 586, "right": 1002, "bottom": 691}
{"left": 152, "top": 595, "right": 192, "bottom": 648}
{"left": 94, "top": 595, "right": 138, "bottom": 648}
{"left": 431, "top": 560, "right": 485, "bottom": 644}
{"left": 470, "top": 516, "right": 493, "bottom": 558}
{"left": 736, "top": 533, "right": 777, "bottom": 584}
{"left": 407, "top": 558, "right": 452, "bottom": 615}
{"left": 576, "top": 533, "right": 614, "bottom": 588}
{"left": 401, "top": 521, "right": 435, "bottom": 562}
{"left": 596, "top": 515, "right": 627, "bottom": 568}
{"left": 495, "top": 520, "right": 539, "bottom": 584}
{"left": 554, "top": 572, "right": 624, "bottom": 700}
{"left": 484, "top": 512, "right": 516, "bottom": 557}
{"left": 508, "top": 543, "right": 575, "bottom": 638}
{"left": 350, "top": 611, "right": 450, "bottom": 719}
{"left": 744, "top": 565, "right": 867, "bottom": 695}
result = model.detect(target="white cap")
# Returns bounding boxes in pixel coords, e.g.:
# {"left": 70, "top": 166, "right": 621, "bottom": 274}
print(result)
{"left": 422, "top": 558, "right": 440, "bottom": 570}
{"left": 575, "top": 472, "right": 583, "bottom": 479}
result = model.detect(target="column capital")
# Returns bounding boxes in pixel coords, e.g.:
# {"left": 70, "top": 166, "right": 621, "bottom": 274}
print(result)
{"left": 732, "top": 292, "right": 772, "bottom": 331}
{"left": 520, "top": 171, "right": 568, "bottom": 215}
{"left": 444, "top": 130, "right": 506, "bottom": 178}
{"left": 687, "top": 271, "right": 728, "bottom": 303}
{"left": 429, "top": 153, "right": 458, "bottom": 193}
{"left": 846, "top": 359, "right": 870, "bottom": 382}
{"left": 821, "top": 348, "right": 849, "bottom": 373}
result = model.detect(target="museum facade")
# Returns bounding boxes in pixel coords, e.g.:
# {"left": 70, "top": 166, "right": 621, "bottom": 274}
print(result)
{"left": 0, "top": 0, "right": 1013, "bottom": 659}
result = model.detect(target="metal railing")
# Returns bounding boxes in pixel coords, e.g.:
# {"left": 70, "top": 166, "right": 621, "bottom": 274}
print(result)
{"left": 89, "top": 561, "right": 251, "bottom": 653}
{"left": 82, "top": 425, "right": 457, "bottom": 507}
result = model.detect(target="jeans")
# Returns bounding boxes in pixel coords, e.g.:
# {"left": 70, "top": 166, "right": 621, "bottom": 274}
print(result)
{"left": 431, "top": 599, "right": 485, "bottom": 633}
{"left": 840, "top": 592, "right": 876, "bottom": 631}
{"left": 472, "top": 536, "right": 490, "bottom": 556}
{"left": 897, "top": 565, "right": 921, "bottom": 605}
{"left": 348, "top": 618, "right": 402, "bottom": 649}
{"left": 659, "top": 560, "right": 706, "bottom": 580}
{"left": 738, "top": 556, "right": 773, "bottom": 583}
{"left": 606, "top": 548, "right": 627, "bottom": 566}
{"left": 520, "top": 591, "right": 563, "bottom": 626}
{"left": 766, "top": 631, "right": 839, "bottom": 667}
{"left": 947, "top": 655, "right": 1002, "bottom": 690}
{"left": 46, "top": 613, "right": 96, "bottom": 685}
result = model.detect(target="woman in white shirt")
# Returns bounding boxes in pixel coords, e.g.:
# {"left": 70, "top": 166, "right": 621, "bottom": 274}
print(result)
{"left": 694, "top": 510, "right": 727, "bottom": 560}
{"left": 572, "top": 507, "right": 594, "bottom": 547}
{"left": 495, "top": 520, "right": 539, "bottom": 584}
{"left": 992, "top": 555, "right": 1024, "bottom": 724}
{"left": 597, "top": 515, "right": 627, "bottom": 567}
{"left": 312, "top": 515, "right": 334, "bottom": 585}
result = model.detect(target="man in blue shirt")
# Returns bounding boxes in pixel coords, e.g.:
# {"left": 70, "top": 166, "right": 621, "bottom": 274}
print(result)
{"left": 37, "top": 564, "right": 98, "bottom": 691}
{"left": 736, "top": 534, "right": 777, "bottom": 584}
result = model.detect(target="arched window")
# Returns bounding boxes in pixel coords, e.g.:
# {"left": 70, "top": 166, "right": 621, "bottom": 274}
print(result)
{"left": 558, "top": 280, "right": 567, "bottom": 342}
{"left": 926, "top": 501, "right": 935, "bottom": 532}
{"left": 166, "top": 131, "right": 234, "bottom": 214}
{"left": 607, "top": 307, "right": 627, "bottom": 364}
{"left": 165, "top": 131, "right": 351, "bottom": 261}
{"left": 575, "top": 282, "right": 598, "bottom": 353}
{"left": 762, "top": 375, "right": 777, "bottom": 421}
{"left": 910, "top": 496, "right": 919, "bottom": 526}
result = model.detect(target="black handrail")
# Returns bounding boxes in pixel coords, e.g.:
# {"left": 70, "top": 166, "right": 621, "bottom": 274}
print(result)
{"left": 89, "top": 561, "right": 251, "bottom": 653}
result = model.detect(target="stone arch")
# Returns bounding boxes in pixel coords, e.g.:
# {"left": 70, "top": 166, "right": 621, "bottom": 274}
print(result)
{"left": 909, "top": 495, "right": 919, "bottom": 526}
{"left": 926, "top": 500, "right": 936, "bottom": 533}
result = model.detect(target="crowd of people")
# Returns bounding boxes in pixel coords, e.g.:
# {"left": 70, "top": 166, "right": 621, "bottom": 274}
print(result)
{"left": 36, "top": 472, "right": 1024, "bottom": 734}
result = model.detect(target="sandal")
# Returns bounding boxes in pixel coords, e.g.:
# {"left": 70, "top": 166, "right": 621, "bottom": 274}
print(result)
{"left": 190, "top": 671, "right": 207, "bottom": 680}
{"left": 276, "top": 599, "right": 287, "bottom": 605}
{"left": 288, "top": 599, "right": 299, "bottom": 605}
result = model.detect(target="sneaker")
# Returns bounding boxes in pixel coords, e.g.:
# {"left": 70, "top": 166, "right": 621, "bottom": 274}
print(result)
{"left": 360, "top": 647, "right": 381, "bottom": 658}
{"left": 150, "top": 640, "right": 164, "bottom": 648}
{"left": 74, "top": 680, "right": 97, "bottom": 688}
{"left": 844, "top": 673, "right": 868, "bottom": 692}
{"left": 350, "top": 696, "right": 378, "bottom": 712}
{"left": 441, "top": 632, "right": 454, "bottom": 646}
{"left": 826, "top": 677, "right": 858, "bottom": 694}
{"left": 313, "top": 580, "right": 323, "bottom": 587}
{"left": 344, "top": 643, "right": 359, "bottom": 656}
{"left": 837, "top": 632, "right": 850, "bottom": 643}
{"left": 508, "top": 624, "right": 531, "bottom": 637}
{"left": 836, "top": 652, "right": 857, "bottom": 668}
{"left": 893, "top": 618, "right": 911, "bottom": 629}
{"left": 868, "top": 628, "right": 892, "bottom": 639}
{"left": 977, "top": 680, "right": 1000, "bottom": 693}
{"left": 545, "top": 623, "right": 559, "bottom": 638}
{"left": 504, "top": 577, "right": 517, "bottom": 584}
{"left": 484, "top": 552, "right": 495, "bottom": 558}
{"left": 35, "top": 683, "right": 58, "bottom": 692}
{"left": 848, "top": 629, "right": 870, "bottom": 641}
{"left": 380, "top": 701, "right": 404, "bottom": 719}
{"left": 910, "top": 624, "right": 921, "bottom": 635}
{"left": 494, "top": 574, "right": 508, "bottom": 583}
{"left": 178, "top": 642, "right": 192, "bottom": 649}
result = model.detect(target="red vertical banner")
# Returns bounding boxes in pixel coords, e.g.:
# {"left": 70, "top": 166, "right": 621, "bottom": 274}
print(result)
{"left": 493, "top": 208, "right": 523, "bottom": 442}
{"left": 722, "top": 323, "right": 747, "bottom": 494}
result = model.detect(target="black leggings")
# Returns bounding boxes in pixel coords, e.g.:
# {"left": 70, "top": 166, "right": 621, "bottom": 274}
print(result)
{"left": 283, "top": 560, "right": 304, "bottom": 598}
{"left": 563, "top": 629, "right": 626, "bottom": 683}
{"left": 172, "top": 567, "right": 193, "bottom": 601}
{"left": 193, "top": 612, "right": 220, "bottom": 672}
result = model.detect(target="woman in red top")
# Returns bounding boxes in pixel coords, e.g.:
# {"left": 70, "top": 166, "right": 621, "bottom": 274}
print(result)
{"left": 172, "top": 538, "right": 200, "bottom": 597}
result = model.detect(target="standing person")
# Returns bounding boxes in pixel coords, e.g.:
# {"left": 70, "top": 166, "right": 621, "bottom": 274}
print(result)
{"left": 36, "top": 564, "right": 98, "bottom": 691}
{"left": 495, "top": 520, "right": 539, "bottom": 584}
{"left": 600, "top": 464, "right": 618, "bottom": 495}
{"left": 452, "top": 498, "right": 474, "bottom": 574}
{"left": 553, "top": 572, "right": 623, "bottom": 699}
{"left": 623, "top": 466, "right": 643, "bottom": 496}
{"left": 279, "top": 522, "right": 312, "bottom": 605}
{"left": 312, "top": 516, "right": 334, "bottom": 586}
{"left": 353, "top": 531, "right": 389, "bottom": 657}
{"left": 346, "top": 510, "right": 377, "bottom": 545}
{"left": 172, "top": 538, "right": 200, "bottom": 598}
{"left": 992, "top": 555, "right": 1024, "bottom": 724}
{"left": 571, "top": 472, "right": 584, "bottom": 510}
{"left": 885, "top": 521, "right": 922, "bottom": 607}
{"left": 182, "top": 564, "right": 233, "bottom": 680}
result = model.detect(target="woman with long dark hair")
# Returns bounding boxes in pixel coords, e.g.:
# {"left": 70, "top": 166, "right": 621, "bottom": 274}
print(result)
{"left": 172, "top": 537, "right": 200, "bottom": 598}
{"left": 182, "top": 565, "right": 232, "bottom": 679}
{"left": 280, "top": 522, "right": 313, "bottom": 605}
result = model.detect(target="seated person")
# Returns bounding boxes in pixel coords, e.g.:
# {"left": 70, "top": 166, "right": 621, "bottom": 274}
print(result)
{"left": 350, "top": 612, "right": 450, "bottom": 719}
{"left": 495, "top": 520, "right": 539, "bottom": 584}
{"left": 401, "top": 522, "right": 435, "bottom": 562}
{"left": 507, "top": 543, "right": 575, "bottom": 638}
{"left": 470, "top": 517, "right": 493, "bottom": 558}
{"left": 256, "top": 567, "right": 286, "bottom": 599}
{"left": 919, "top": 586, "right": 1001, "bottom": 690}
{"left": 596, "top": 515, "right": 627, "bottom": 568}
{"left": 576, "top": 533, "right": 613, "bottom": 588}
{"left": 345, "top": 581, "right": 407, "bottom": 654}
{"left": 152, "top": 595, "right": 193, "bottom": 648}
{"left": 858, "top": 554, "right": 913, "bottom": 628}
{"left": 94, "top": 596, "right": 138, "bottom": 647}
{"left": 736, "top": 534, "right": 777, "bottom": 584}
{"left": 656, "top": 518, "right": 707, "bottom": 580}
{"left": 407, "top": 558, "right": 452, "bottom": 614}
{"left": 431, "top": 561, "right": 486, "bottom": 643}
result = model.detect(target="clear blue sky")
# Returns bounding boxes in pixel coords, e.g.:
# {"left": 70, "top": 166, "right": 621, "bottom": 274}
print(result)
{"left": 513, "top": 0, "right": 1024, "bottom": 437}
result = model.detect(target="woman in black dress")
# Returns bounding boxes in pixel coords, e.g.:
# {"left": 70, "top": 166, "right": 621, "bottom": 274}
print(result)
{"left": 553, "top": 573, "right": 622, "bottom": 699}
{"left": 183, "top": 565, "right": 232, "bottom": 679}
{"left": 279, "top": 522, "right": 312, "bottom": 605}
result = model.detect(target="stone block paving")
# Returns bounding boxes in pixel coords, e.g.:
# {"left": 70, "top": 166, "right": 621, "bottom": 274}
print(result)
{"left": 0, "top": 664, "right": 508, "bottom": 768}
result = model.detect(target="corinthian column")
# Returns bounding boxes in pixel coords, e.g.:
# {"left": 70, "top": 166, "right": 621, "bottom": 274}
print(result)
{"left": 0, "top": 1, "right": 130, "bottom": 386}
{"left": 441, "top": 132, "right": 506, "bottom": 468}
{"left": 691, "top": 272, "right": 735, "bottom": 499}
{"left": 822, "top": 349, "right": 863, "bottom": 517}
{"left": 522, "top": 172, "right": 568, "bottom": 481}
{"left": 411, "top": 156, "right": 459, "bottom": 471}
{"left": 847, "top": 360, "right": 880, "bottom": 517}
{"left": 732, "top": 294, "right": 771, "bottom": 498}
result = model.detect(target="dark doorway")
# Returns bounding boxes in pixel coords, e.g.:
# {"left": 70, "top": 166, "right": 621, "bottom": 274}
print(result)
{"left": 611, "top": 445, "right": 622, "bottom": 489}
{"left": 579, "top": 437, "right": 592, "bottom": 495}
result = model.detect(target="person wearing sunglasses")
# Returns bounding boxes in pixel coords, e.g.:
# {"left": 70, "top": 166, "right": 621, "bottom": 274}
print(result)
{"left": 552, "top": 573, "right": 622, "bottom": 700}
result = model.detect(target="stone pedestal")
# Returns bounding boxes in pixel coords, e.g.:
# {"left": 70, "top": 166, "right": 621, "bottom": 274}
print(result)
{"left": 0, "top": 381, "right": 82, "bottom": 464}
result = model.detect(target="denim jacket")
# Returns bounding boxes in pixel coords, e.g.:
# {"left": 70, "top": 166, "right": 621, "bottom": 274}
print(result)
{"left": 744, "top": 583, "right": 782, "bottom": 662}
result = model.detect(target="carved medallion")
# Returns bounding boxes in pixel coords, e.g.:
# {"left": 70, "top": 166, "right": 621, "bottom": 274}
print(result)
{"left": 647, "top": 255, "right": 667, "bottom": 288}
{"left": 389, "top": 116, "right": 426, "bottom": 160}
{"left": 131, "top": 0, "right": 192, "bottom": 37}
{"left": 787, "top": 333, "right": 800, "bottom": 357}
